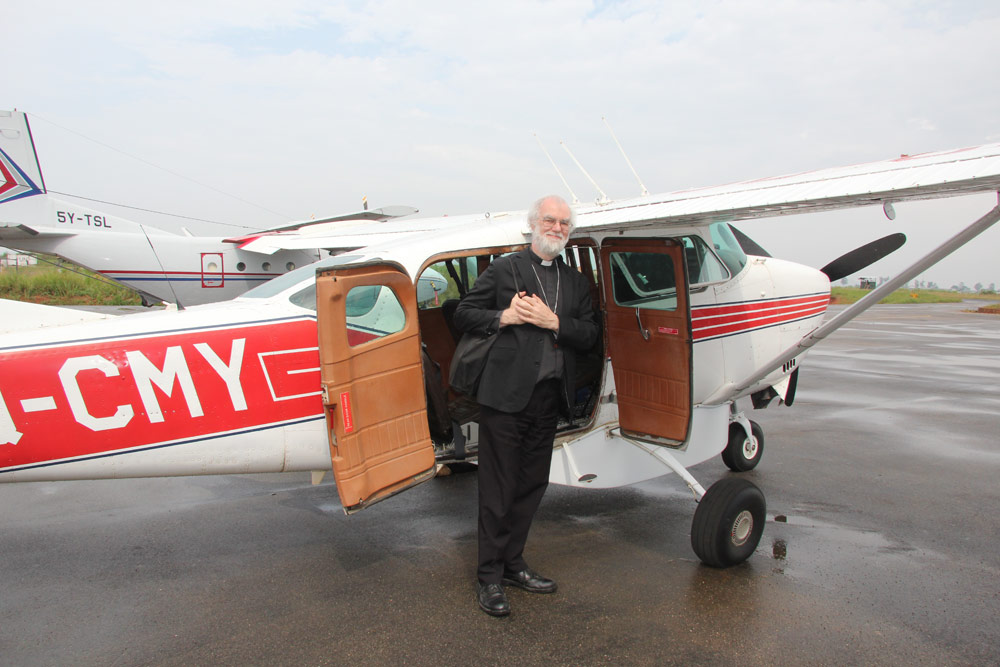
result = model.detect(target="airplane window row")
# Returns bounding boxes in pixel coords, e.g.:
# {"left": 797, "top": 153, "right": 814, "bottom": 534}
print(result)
{"left": 217, "top": 261, "right": 299, "bottom": 274}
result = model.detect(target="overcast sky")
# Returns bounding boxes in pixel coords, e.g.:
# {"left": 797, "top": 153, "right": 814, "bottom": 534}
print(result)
{"left": 4, "top": 1, "right": 999, "bottom": 288}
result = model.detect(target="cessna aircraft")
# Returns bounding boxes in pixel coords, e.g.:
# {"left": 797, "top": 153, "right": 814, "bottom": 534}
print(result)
{"left": 0, "top": 109, "right": 443, "bottom": 306}
{"left": 2, "top": 139, "right": 998, "bottom": 568}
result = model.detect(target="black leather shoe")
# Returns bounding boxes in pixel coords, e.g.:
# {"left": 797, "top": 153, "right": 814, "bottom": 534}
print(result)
{"left": 502, "top": 568, "right": 557, "bottom": 594}
{"left": 477, "top": 582, "right": 510, "bottom": 617}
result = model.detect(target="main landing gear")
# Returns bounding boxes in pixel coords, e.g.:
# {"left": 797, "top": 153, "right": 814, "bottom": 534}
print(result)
{"left": 621, "top": 428, "right": 767, "bottom": 567}
{"left": 685, "top": 411, "right": 766, "bottom": 566}
{"left": 691, "top": 477, "right": 766, "bottom": 567}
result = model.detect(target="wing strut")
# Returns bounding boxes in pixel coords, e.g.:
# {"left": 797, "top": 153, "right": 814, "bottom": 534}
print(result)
{"left": 704, "top": 198, "right": 1000, "bottom": 406}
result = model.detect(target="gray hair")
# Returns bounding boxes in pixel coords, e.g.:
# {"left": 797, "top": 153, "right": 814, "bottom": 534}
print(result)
{"left": 527, "top": 195, "right": 575, "bottom": 230}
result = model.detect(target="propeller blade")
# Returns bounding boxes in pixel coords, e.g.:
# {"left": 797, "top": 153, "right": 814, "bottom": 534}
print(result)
{"left": 820, "top": 232, "right": 906, "bottom": 282}
{"left": 728, "top": 224, "right": 771, "bottom": 257}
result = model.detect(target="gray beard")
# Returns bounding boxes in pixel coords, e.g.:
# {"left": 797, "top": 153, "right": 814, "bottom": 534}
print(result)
{"left": 533, "top": 230, "right": 568, "bottom": 258}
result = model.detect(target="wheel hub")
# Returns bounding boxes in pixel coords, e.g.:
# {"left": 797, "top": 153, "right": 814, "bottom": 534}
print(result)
{"left": 730, "top": 510, "right": 754, "bottom": 546}
{"left": 742, "top": 436, "right": 758, "bottom": 460}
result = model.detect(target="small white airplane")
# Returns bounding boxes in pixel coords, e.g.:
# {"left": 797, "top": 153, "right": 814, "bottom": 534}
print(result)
{"left": 0, "top": 110, "right": 443, "bottom": 306}
{"left": 2, "top": 137, "right": 998, "bottom": 568}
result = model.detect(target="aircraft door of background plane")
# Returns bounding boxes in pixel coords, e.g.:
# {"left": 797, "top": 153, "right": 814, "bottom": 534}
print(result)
{"left": 316, "top": 262, "right": 436, "bottom": 513}
{"left": 600, "top": 238, "right": 692, "bottom": 443}
{"left": 201, "top": 253, "right": 224, "bottom": 288}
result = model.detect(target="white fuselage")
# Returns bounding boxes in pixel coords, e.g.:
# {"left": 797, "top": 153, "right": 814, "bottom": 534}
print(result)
{"left": 1, "top": 196, "right": 321, "bottom": 305}
{"left": 0, "top": 213, "right": 830, "bottom": 486}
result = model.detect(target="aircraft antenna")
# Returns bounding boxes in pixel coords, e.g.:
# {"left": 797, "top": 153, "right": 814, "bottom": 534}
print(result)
{"left": 533, "top": 134, "right": 579, "bottom": 204}
{"left": 603, "top": 116, "right": 648, "bottom": 196}
{"left": 139, "top": 223, "right": 184, "bottom": 310}
{"left": 560, "top": 141, "right": 608, "bottom": 204}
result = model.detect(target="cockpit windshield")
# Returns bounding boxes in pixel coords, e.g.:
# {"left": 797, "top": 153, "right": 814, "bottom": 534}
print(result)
{"left": 708, "top": 222, "right": 748, "bottom": 276}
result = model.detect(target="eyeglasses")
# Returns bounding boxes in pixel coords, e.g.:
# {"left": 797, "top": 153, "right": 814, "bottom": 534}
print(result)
{"left": 541, "top": 215, "right": 572, "bottom": 229}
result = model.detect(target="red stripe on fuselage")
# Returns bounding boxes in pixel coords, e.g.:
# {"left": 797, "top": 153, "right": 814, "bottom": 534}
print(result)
{"left": 0, "top": 319, "right": 323, "bottom": 471}
{"left": 692, "top": 295, "right": 829, "bottom": 340}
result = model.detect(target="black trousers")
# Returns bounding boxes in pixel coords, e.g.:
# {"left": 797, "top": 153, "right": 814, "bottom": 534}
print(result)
{"left": 477, "top": 379, "right": 560, "bottom": 585}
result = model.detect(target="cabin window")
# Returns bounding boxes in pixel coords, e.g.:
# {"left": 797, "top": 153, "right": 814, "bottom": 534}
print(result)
{"left": 708, "top": 222, "right": 748, "bottom": 276}
{"left": 609, "top": 251, "right": 677, "bottom": 311}
{"left": 346, "top": 285, "right": 405, "bottom": 346}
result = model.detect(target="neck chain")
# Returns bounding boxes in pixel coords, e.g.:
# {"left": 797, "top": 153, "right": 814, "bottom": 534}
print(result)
{"left": 530, "top": 262, "right": 560, "bottom": 314}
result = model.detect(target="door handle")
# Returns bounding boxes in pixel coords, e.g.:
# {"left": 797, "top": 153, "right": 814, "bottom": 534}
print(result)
{"left": 635, "top": 307, "right": 650, "bottom": 341}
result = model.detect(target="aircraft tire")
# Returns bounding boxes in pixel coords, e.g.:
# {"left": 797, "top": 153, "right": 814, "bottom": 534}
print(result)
{"left": 722, "top": 421, "right": 764, "bottom": 472}
{"left": 691, "top": 477, "right": 766, "bottom": 567}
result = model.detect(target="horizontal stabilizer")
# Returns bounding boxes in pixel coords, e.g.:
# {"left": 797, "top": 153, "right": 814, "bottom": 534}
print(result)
{"left": 0, "top": 223, "right": 76, "bottom": 240}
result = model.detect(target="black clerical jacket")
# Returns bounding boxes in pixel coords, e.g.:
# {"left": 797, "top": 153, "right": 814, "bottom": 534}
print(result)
{"left": 453, "top": 248, "right": 598, "bottom": 414}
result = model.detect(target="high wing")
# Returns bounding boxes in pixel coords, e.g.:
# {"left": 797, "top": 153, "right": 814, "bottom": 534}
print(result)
{"left": 255, "top": 205, "right": 420, "bottom": 232}
{"left": 241, "top": 143, "right": 1000, "bottom": 254}
{"left": 573, "top": 143, "right": 1000, "bottom": 230}
{"left": 228, "top": 213, "right": 489, "bottom": 255}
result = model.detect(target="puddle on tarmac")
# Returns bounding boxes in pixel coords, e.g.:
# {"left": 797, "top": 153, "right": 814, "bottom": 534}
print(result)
{"left": 761, "top": 511, "right": 943, "bottom": 583}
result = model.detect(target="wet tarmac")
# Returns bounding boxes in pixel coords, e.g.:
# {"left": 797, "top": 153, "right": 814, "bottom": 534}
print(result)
{"left": 2, "top": 303, "right": 999, "bottom": 666}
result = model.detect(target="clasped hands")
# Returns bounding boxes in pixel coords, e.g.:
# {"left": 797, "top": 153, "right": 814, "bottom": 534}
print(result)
{"left": 499, "top": 291, "right": 559, "bottom": 332}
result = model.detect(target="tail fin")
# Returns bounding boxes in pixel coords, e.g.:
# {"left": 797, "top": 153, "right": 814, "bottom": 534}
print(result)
{"left": 0, "top": 110, "right": 46, "bottom": 205}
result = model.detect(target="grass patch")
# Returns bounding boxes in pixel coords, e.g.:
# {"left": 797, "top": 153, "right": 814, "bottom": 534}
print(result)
{"left": 830, "top": 287, "right": 1000, "bottom": 305}
{"left": 0, "top": 262, "right": 141, "bottom": 305}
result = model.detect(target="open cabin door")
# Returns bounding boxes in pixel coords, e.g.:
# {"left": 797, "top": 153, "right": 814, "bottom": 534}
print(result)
{"left": 599, "top": 238, "right": 692, "bottom": 444}
{"left": 316, "top": 262, "right": 436, "bottom": 513}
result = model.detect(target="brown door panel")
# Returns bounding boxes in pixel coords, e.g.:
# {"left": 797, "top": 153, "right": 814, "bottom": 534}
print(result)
{"left": 605, "top": 308, "right": 690, "bottom": 439}
{"left": 317, "top": 263, "right": 436, "bottom": 512}
{"left": 599, "top": 239, "right": 693, "bottom": 443}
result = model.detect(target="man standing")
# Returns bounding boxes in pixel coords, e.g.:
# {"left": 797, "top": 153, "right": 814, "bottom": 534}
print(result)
{"left": 454, "top": 195, "right": 598, "bottom": 617}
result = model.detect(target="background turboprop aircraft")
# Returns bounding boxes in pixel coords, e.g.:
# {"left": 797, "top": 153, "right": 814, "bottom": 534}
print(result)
{"left": 0, "top": 109, "right": 448, "bottom": 306}
{"left": 2, "top": 139, "right": 998, "bottom": 568}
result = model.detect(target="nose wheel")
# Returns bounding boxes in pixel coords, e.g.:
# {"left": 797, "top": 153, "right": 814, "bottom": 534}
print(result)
{"left": 691, "top": 477, "right": 766, "bottom": 567}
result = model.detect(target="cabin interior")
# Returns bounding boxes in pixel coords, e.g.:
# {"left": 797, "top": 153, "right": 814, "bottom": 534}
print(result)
{"left": 413, "top": 241, "right": 606, "bottom": 462}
